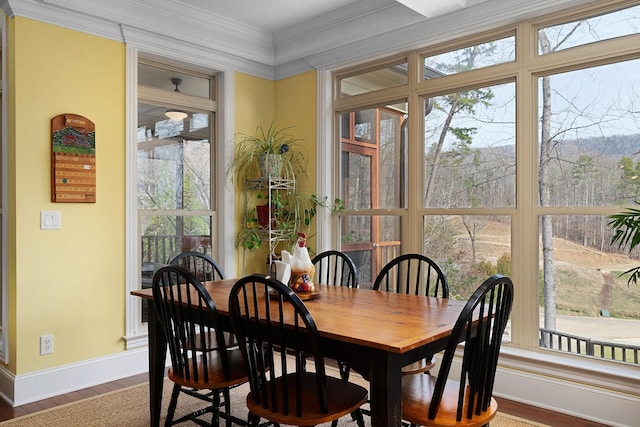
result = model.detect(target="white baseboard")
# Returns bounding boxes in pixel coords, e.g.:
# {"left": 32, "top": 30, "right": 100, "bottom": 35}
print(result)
{"left": 493, "top": 365, "right": 639, "bottom": 427}
{"left": 0, "top": 347, "right": 149, "bottom": 406}
{"left": 0, "top": 346, "right": 637, "bottom": 427}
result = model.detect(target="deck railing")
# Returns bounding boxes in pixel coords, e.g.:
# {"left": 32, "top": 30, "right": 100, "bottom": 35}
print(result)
{"left": 141, "top": 235, "right": 178, "bottom": 264}
{"left": 141, "top": 234, "right": 212, "bottom": 264}
{"left": 540, "top": 328, "right": 640, "bottom": 364}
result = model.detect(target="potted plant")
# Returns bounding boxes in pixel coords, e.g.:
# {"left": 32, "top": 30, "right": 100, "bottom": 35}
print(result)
{"left": 236, "top": 191, "right": 343, "bottom": 253}
{"left": 227, "top": 121, "right": 307, "bottom": 182}
{"left": 245, "top": 207, "right": 259, "bottom": 229}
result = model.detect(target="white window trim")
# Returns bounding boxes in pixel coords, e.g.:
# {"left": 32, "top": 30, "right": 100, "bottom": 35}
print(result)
{"left": 122, "top": 45, "right": 236, "bottom": 348}
{"left": 0, "top": 11, "right": 8, "bottom": 363}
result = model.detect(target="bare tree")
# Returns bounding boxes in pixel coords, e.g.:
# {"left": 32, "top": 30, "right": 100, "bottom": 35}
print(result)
{"left": 424, "top": 45, "right": 494, "bottom": 208}
{"left": 538, "top": 24, "right": 582, "bottom": 333}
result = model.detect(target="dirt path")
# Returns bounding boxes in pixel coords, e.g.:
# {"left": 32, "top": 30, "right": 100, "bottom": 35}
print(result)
{"left": 598, "top": 270, "right": 614, "bottom": 312}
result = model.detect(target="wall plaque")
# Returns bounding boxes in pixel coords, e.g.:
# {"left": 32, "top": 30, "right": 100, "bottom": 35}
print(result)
{"left": 51, "top": 114, "right": 96, "bottom": 203}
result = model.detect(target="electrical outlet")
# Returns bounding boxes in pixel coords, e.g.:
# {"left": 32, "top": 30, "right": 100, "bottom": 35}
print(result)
{"left": 40, "top": 335, "right": 54, "bottom": 355}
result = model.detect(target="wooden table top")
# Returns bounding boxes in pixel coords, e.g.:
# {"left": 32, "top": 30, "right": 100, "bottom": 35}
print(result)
{"left": 132, "top": 279, "right": 467, "bottom": 354}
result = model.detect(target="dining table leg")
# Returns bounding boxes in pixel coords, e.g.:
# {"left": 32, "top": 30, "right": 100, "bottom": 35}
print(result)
{"left": 368, "top": 351, "right": 403, "bottom": 427}
{"left": 147, "top": 305, "right": 167, "bottom": 427}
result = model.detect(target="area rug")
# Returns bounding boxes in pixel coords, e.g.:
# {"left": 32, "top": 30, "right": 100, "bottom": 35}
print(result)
{"left": 0, "top": 375, "right": 549, "bottom": 427}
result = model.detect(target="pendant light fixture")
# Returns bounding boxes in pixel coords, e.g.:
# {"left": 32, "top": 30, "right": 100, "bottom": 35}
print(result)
{"left": 165, "top": 78, "right": 188, "bottom": 121}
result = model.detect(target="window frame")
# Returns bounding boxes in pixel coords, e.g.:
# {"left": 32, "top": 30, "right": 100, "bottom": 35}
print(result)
{"left": 331, "top": 3, "right": 640, "bottom": 373}
{"left": 124, "top": 49, "right": 235, "bottom": 348}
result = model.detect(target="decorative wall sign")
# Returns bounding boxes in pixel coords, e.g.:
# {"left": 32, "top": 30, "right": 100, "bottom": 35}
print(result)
{"left": 51, "top": 114, "right": 96, "bottom": 203}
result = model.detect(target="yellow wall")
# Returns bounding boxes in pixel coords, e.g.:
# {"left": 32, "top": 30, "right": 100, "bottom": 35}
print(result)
{"left": 232, "top": 72, "right": 318, "bottom": 276}
{"left": 5, "top": 17, "right": 126, "bottom": 374}
{"left": 3, "top": 18, "right": 315, "bottom": 375}
{"left": 232, "top": 73, "right": 275, "bottom": 276}
{"left": 275, "top": 72, "right": 318, "bottom": 250}
{"left": 234, "top": 73, "right": 275, "bottom": 137}
{"left": 275, "top": 72, "right": 317, "bottom": 195}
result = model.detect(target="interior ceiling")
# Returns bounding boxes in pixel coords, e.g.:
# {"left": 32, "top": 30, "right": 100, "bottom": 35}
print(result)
{"left": 140, "top": 0, "right": 491, "bottom": 135}
{"left": 182, "top": 0, "right": 363, "bottom": 32}
{"left": 178, "top": 0, "right": 488, "bottom": 33}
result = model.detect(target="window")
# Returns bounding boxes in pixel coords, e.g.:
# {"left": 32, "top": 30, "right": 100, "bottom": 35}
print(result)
{"left": 424, "top": 83, "right": 515, "bottom": 209}
{"left": 136, "top": 61, "right": 217, "bottom": 325}
{"left": 538, "top": 4, "right": 640, "bottom": 54}
{"left": 334, "top": 3, "right": 640, "bottom": 365}
{"left": 537, "top": 58, "right": 640, "bottom": 361}
{"left": 338, "top": 59, "right": 408, "bottom": 97}
{"left": 423, "top": 34, "right": 515, "bottom": 79}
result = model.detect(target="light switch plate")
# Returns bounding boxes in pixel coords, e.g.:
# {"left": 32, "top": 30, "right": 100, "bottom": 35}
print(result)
{"left": 41, "top": 211, "right": 61, "bottom": 230}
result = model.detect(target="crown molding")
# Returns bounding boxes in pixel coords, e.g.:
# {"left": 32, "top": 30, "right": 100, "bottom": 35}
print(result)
{"left": 275, "top": 0, "right": 596, "bottom": 78}
{"left": 274, "top": 0, "right": 423, "bottom": 67}
{"left": 4, "top": 0, "right": 600, "bottom": 81}
{"left": 5, "top": 0, "right": 275, "bottom": 66}
{"left": 2, "top": 0, "right": 122, "bottom": 39}
{"left": 121, "top": 25, "right": 245, "bottom": 73}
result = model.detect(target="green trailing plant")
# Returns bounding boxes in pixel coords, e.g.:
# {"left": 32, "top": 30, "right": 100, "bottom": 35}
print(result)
{"left": 227, "top": 121, "right": 308, "bottom": 182}
{"left": 608, "top": 202, "right": 640, "bottom": 286}
{"left": 229, "top": 121, "right": 342, "bottom": 253}
{"left": 237, "top": 191, "right": 343, "bottom": 251}
{"left": 236, "top": 228, "right": 262, "bottom": 250}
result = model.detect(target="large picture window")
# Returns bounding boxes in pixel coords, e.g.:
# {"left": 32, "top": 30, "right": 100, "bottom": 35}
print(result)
{"left": 334, "top": 2, "right": 640, "bottom": 366}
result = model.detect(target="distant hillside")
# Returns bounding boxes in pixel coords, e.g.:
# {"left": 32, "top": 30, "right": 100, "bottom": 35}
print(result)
{"left": 476, "top": 133, "right": 640, "bottom": 158}
{"left": 558, "top": 133, "right": 640, "bottom": 157}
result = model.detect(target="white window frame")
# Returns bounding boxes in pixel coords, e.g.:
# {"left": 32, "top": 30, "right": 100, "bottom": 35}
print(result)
{"left": 123, "top": 45, "right": 236, "bottom": 348}
{"left": 0, "top": 11, "right": 7, "bottom": 363}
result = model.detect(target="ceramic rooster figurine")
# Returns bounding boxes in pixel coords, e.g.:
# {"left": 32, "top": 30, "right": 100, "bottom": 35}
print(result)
{"left": 289, "top": 232, "right": 315, "bottom": 292}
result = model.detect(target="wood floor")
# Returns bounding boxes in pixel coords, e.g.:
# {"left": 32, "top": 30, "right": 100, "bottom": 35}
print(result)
{"left": 0, "top": 372, "right": 610, "bottom": 426}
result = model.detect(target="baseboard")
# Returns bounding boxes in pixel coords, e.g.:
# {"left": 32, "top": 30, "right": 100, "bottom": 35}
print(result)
{"left": 449, "top": 347, "right": 640, "bottom": 427}
{"left": 493, "top": 365, "right": 639, "bottom": 427}
{"left": 0, "top": 347, "right": 149, "bottom": 406}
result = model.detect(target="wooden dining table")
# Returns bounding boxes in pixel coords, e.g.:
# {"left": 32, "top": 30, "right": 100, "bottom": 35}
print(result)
{"left": 131, "top": 279, "right": 469, "bottom": 427}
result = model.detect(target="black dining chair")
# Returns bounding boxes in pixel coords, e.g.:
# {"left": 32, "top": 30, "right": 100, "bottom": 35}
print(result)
{"left": 169, "top": 250, "right": 226, "bottom": 282}
{"left": 228, "top": 274, "right": 368, "bottom": 427}
{"left": 373, "top": 253, "right": 449, "bottom": 375}
{"left": 169, "top": 251, "right": 235, "bottom": 351}
{"left": 152, "top": 265, "right": 249, "bottom": 427}
{"left": 401, "top": 274, "right": 514, "bottom": 427}
{"left": 312, "top": 250, "right": 359, "bottom": 289}
{"left": 312, "top": 250, "right": 358, "bottom": 378}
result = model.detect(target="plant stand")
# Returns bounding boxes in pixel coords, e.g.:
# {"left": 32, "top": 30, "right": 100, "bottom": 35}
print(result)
{"left": 243, "top": 177, "right": 296, "bottom": 271}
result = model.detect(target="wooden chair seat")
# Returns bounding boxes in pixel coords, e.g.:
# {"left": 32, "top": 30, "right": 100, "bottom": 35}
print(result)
{"left": 402, "top": 355, "right": 436, "bottom": 376}
{"left": 167, "top": 349, "right": 248, "bottom": 390}
{"left": 402, "top": 373, "right": 498, "bottom": 427}
{"left": 246, "top": 372, "right": 368, "bottom": 427}
{"left": 353, "top": 355, "right": 437, "bottom": 382}
{"left": 186, "top": 329, "right": 237, "bottom": 352}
